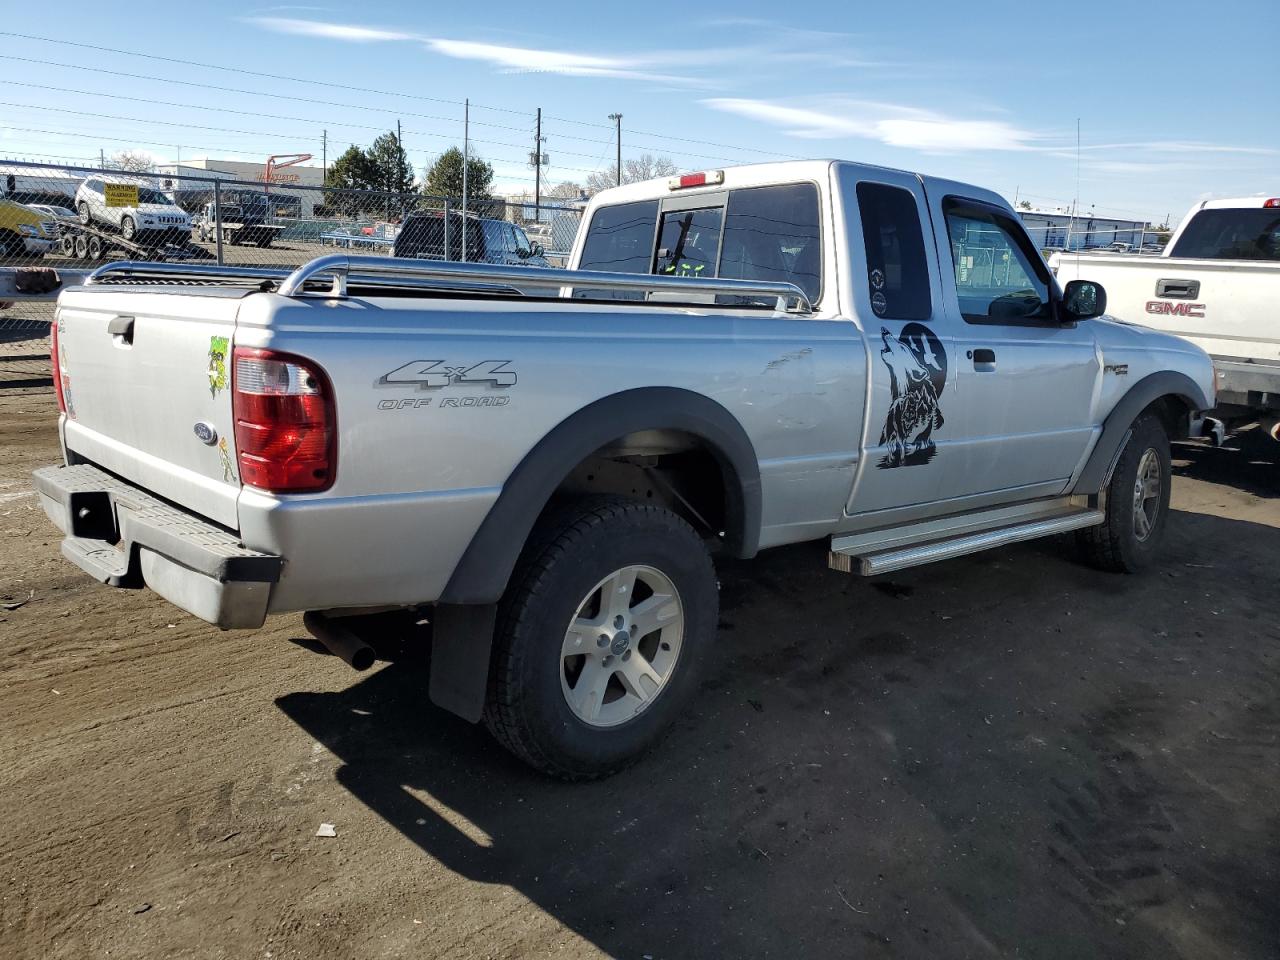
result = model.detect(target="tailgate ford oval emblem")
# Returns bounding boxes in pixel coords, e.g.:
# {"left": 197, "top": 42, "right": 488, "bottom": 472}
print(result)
{"left": 193, "top": 421, "right": 218, "bottom": 445}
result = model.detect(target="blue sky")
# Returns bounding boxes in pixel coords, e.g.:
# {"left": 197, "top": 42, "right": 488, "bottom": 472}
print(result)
{"left": 2, "top": 0, "right": 1276, "bottom": 223}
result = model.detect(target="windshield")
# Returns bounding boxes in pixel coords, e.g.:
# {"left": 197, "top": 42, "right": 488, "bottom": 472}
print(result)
{"left": 134, "top": 187, "right": 174, "bottom": 206}
{"left": 1171, "top": 208, "right": 1280, "bottom": 260}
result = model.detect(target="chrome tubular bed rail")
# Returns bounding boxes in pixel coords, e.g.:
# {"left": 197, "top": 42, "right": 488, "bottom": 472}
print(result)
{"left": 84, "top": 254, "right": 814, "bottom": 313}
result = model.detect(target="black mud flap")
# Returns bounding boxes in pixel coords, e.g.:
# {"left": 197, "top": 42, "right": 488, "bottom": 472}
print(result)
{"left": 428, "top": 604, "right": 497, "bottom": 723}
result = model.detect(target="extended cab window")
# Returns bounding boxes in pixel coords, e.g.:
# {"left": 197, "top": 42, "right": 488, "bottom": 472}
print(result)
{"left": 943, "top": 198, "right": 1052, "bottom": 323}
{"left": 856, "top": 182, "right": 931, "bottom": 320}
{"left": 1170, "top": 208, "right": 1280, "bottom": 261}
{"left": 577, "top": 200, "right": 659, "bottom": 274}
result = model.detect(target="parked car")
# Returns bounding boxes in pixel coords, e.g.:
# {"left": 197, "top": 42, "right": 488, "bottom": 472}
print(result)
{"left": 1052, "top": 196, "right": 1279, "bottom": 437}
{"left": 74, "top": 177, "right": 191, "bottom": 244}
{"left": 27, "top": 203, "right": 79, "bottom": 228}
{"left": 34, "top": 159, "right": 1214, "bottom": 779}
{"left": 393, "top": 210, "right": 548, "bottom": 266}
{"left": 0, "top": 198, "right": 56, "bottom": 258}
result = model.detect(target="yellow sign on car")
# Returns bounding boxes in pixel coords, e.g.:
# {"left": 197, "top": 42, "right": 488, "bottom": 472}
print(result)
{"left": 104, "top": 184, "right": 139, "bottom": 207}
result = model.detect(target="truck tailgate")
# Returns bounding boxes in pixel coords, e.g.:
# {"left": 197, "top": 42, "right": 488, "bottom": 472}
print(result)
{"left": 1055, "top": 255, "right": 1280, "bottom": 361}
{"left": 56, "top": 287, "right": 246, "bottom": 529}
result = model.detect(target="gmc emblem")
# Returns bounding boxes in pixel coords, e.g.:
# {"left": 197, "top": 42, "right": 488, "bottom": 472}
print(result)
{"left": 1146, "top": 300, "right": 1205, "bottom": 318}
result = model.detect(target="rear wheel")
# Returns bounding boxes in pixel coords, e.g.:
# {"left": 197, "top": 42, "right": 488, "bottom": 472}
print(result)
{"left": 73, "top": 234, "right": 89, "bottom": 259}
{"left": 77, "top": 202, "right": 92, "bottom": 225}
{"left": 1077, "top": 412, "right": 1171, "bottom": 572}
{"left": 484, "top": 496, "right": 718, "bottom": 780}
{"left": 86, "top": 235, "right": 104, "bottom": 261}
{"left": 120, "top": 216, "right": 136, "bottom": 241}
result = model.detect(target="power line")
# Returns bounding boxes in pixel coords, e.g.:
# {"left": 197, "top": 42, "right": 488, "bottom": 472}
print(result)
{"left": 0, "top": 31, "right": 527, "bottom": 116}
{"left": 0, "top": 31, "right": 806, "bottom": 168}
{"left": 0, "top": 101, "right": 322, "bottom": 142}
{"left": 0, "top": 60, "right": 534, "bottom": 136}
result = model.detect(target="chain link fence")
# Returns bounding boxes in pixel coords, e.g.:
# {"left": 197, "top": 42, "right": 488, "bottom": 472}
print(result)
{"left": 0, "top": 159, "right": 585, "bottom": 274}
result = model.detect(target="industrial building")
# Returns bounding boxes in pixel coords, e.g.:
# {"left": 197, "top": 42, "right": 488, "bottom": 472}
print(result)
{"left": 153, "top": 159, "right": 325, "bottom": 218}
{"left": 1016, "top": 208, "right": 1152, "bottom": 251}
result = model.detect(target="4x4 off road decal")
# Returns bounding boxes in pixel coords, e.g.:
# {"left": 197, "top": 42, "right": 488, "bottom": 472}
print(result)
{"left": 877, "top": 323, "right": 946, "bottom": 468}
{"left": 378, "top": 360, "right": 516, "bottom": 390}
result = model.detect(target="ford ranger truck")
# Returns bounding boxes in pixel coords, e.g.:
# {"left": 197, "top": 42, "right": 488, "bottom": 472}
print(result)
{"left": 1051, "top": 196, "right": 1278, "bottom": 437}
{"left": 33, "top": 160, "right": 1215, "bottom": 779}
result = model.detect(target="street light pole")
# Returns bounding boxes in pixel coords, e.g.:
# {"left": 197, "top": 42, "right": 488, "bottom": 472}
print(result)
{"left": 608, "top": 113, "right": 622, "bottom": 187}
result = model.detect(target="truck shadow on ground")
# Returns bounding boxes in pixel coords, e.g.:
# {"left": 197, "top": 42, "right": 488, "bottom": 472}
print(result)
{"left": 1173, "top": 434, "right": 1280, "bottom": 499}
{"left": 277, "top": 510, "right": 1280, "bottom": 960}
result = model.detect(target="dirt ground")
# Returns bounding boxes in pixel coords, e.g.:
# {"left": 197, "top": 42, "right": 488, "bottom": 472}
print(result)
{"left": 2, "top": 358, "right": 1278, "bottom": 960}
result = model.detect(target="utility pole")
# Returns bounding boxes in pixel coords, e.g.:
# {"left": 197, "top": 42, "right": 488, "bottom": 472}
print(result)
{"left": 534, "top": 107, "right": 543, "bottom": 212}
{"left": 608, "top": 113, "right": 622, "bottom": 186}
{"left": 322, "top": 129, "right": 327, "bottom": 178}
{"left": 462, "top": 98, "right": 470, "bottom": 262}
{"left": 99, "top": 147, "right": 105, "bottom": 170}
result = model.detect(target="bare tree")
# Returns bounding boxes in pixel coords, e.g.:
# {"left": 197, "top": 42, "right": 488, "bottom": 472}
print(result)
{"left": 586, "top": 155, "right": 680, "bottom": 195}
{"left": 545, "top": 181, "right": 585, "bottom": 201}
{"left": 108, "top": 150, "right": 154, "bottom": 173}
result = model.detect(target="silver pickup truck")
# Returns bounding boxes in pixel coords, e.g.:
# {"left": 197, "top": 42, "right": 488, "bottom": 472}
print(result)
{"left": 34, "top": 160, "right": 1214, "bottom": 778}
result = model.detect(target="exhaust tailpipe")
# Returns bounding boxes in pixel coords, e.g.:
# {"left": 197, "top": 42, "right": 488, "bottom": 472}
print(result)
{"left": 304, "top": 611, "right": 376, "bottom": 671}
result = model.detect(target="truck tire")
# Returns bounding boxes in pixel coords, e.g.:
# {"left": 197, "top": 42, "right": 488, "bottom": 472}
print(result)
{"left": 484, "top": 495, "right": 718, "bottom": 780}
{"left": 86, "top": 236, "right": 103, "bottom": 261}
{"left": 1077, "top": 412, "right": 1171, "bottom": 572}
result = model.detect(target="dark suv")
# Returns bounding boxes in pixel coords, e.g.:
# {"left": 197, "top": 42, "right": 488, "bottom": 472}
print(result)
{"left": 393, "top": 211, "right": 548, "bottom": 266}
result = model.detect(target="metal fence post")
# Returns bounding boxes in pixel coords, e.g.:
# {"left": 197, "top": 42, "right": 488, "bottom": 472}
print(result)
{"left": 213, "top": 180, "right": 224, "bottom": 266}
{"left": 443, "top": 198, "right": 450, "bottom": 261}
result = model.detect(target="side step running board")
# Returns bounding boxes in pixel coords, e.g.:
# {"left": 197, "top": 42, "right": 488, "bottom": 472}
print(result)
{"left": 829, "top": 506, "right": 1104, "bottom": 577}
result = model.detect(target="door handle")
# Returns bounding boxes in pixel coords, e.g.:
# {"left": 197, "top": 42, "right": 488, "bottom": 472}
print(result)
{"left": 969, "top": 348, "right": 996, "bottom": 371}
{"left": 1155, "top": 278, "right": 1200, "bottom": 299}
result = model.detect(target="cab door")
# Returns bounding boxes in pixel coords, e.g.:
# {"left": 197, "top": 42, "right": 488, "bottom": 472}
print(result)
{"left": 841, "top": 170, "right": 961, "bottom": 515}
{"left": 929, "top": 195, "right": 1099, "bottom": 501}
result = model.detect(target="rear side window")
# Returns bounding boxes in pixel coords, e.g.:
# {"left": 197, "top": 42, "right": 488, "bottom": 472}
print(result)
{"left": 856, "top": 182, "right": 931, "bottom": 320}
{"left": 719, "top": 183, "right": 821, "bottom": 303}
{"left": 1171, "top": 208, "right": 1280, "bottom": 261}
{"left": 578, "top": 200, "right": 659, "bottom": 274}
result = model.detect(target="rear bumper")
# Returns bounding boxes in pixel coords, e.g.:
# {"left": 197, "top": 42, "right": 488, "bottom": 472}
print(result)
{"left": 1212, "top": 358, "right": 1280, "bottom": 412}
{"left": 32, "top": 463, "right": 282, "bottom": 629}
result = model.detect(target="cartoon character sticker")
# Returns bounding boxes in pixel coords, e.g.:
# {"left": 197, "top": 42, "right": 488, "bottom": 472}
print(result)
{"left": 208, "top": 335, "right": 229, "bottom": 398}
{"left": 218, "top": 436, "right": 236, "bottom": 483}
{"left": 877, "top": 323, "right": 946, "bottom": 468}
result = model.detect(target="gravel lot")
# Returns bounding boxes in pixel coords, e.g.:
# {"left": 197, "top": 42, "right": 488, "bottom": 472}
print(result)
{"left": 2, "top": 353, "right": 1278, "bottom": 960}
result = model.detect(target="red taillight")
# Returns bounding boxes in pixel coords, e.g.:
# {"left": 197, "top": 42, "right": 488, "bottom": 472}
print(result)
{"left": 1265, "top": 198, "right": 1280, "bottom": 208}
{"left": 667, "top": 170, "right": 725, "bottom": 191}
{"left": 232, "top": 347, "right": 335, "bottom": 493}
{"left": 50, "top": 317, "right": 67, "bottom": 415}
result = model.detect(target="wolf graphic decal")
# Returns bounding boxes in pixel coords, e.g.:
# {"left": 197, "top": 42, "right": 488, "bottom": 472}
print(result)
{"left": 877, "top": 323, "right": 946, "bottom": 468}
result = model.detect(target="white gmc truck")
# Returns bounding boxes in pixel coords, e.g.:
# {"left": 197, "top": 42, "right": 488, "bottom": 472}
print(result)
{"left": 1053, "top": 196, "right": 1280, "bottom": 437}
{"left": 34, "top": 160, "right": 1214, "bottom": 778}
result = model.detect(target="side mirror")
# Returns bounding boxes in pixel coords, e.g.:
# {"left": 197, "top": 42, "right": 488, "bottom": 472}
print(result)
{"left": 1061, "top": 279, "right": 1106, "bottom": 322}
{"left": 529, "top": 242, "right": 544, "bottom": 258}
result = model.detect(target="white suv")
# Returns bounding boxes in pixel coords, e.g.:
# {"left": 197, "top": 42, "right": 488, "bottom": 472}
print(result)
{"left": 75, "top": 177, "right": 191, "bottom": 243}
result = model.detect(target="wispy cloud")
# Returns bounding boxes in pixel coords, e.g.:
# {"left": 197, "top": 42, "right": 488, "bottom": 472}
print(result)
{"left": 703, "top": 97, "right": 1039, "bottom": 152}
{"left": 251, "top": 17, "right": 699, "bottom": 83}
{"left": 250, "top": 16, "right": 893, "bottom": 85}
